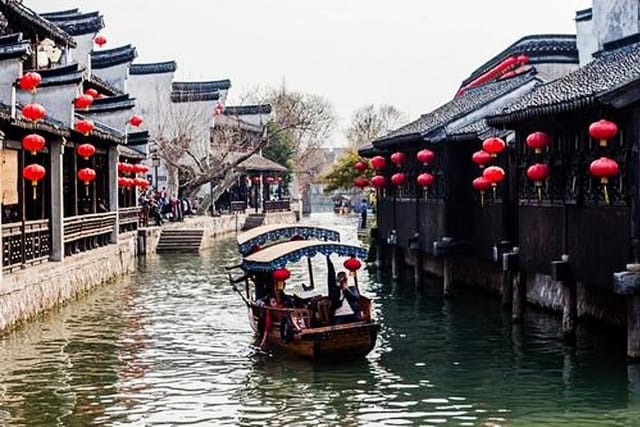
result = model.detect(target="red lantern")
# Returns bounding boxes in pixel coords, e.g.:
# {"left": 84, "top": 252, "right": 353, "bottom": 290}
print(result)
{"left": 343, "top": 257, "right": 362, "bottom": 274}
{"left": 85, "top": 88, "right": 99, "bottom": 98}
{"left": 134, "top": 177, "right": 149, "bottom": 188}
{"left": 123, "top": 177, "right": 134, "bottom": 188}
{"left": 370, "top": 156, "right": 386, "bottom": 170}
{"left": 526, "top": 131, "right": 551, "bottom": 153}
{"left": 22, "top": 103, "right": 46, "bottom": 122}
{"left": 589, "top": 119, "right": 618, "bottom": 147}
{"left": 354, "top": 177, "right": 369, "bottom": 189}
{"left": 471, "top": 150, "right": 492, "bottom": 168}
{"left": 75, "top": 119, "right": 95, "bottom": 135}
{"left": 526, "top": 163, "right": 550, "bottom": 202}
{"left": 18, "top": 72, "right": 42, "bottom": 92}
{"left": 76, "top": 143, "right": 96, "bottom": 160}
{"left": 483, "top": 166, "right": 505, "bottom": 185}
{"left": 472, "top": 176, "right": 492, "bottom": 207}
{"left": 589, "top": 157, "right": 619, "bottom": 205}
{"left": 117, "top": 177, "right": 129, "bottom": 187}
{"left": 22, "top": 133, "right": 45, "bottom": 155}
{"left": 482, "top": 137, "right": 506, "bottom": 157}
{"left": 371, "top": 175, "right": 386, "bottom": 188}
{"left": 416, "top": 149, "right": 435, "bottom": 165}
{"left": 118, "top": 162, "right": 132, "bottom": 174}
{"left": 390, "top": 152, "right": 406, "bottom": 166}
{"left": 23, "top": 163, "right": 46, "bottom": 199}
{"left": 137, "top": 164, "right": 150, "bottom": 174}
{"left": 417, "top": 173, "right": 434, "bottom": 187}
{"left": 272, "top": 268, "right": 291, "bottom": 282}
{"left": 74, "top": 94, "right": 94, "bottom": 110}
{"left": 129, "top": 115, "right": 144, "bottom": 127}
{"left": 78, "top": 167, "right": 96, "bottom": 196}
{"left": 391, "top": 172, "right": 406, "bottom": 186}
{"left": 94, "top": 34, "right": 107, "bottom": 47}
{"left": 354, "top": 161, "right": 368, "bottom": 172}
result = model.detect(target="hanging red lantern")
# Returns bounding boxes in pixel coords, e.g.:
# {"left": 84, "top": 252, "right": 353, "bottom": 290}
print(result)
{"left": 134, "top": 177, "right": 149, "bottom": 188}
{"left": 117, "top": 162, "right": 132, "bottom": 174}
{"left": 85, "top": 88, "right": 99, "bottom": 98}
{"left": 483, "top": 166, "right": 506, "bottom": 185}
{"left": 472, "top": 150, "right": 492, "bottom": 168}
{"left": 416, "top": 149, "right": 435, "bottom": 165}
{"left": 391, "top": 172, "right": 406, "bottom": 186}
{"left": 354, "top": 161, "right": 368, "bottom": 172}
{"left": 78, "top": 167, "right": 96, "bottom": 196}
{"left": 129, "top": 115, "right": 144, "bottom": 127}
{"left": 526, "top": 131, "right": 551, "bottom": 153}
{"left": 472, "top": 176, "right": 492, "bottom": 207}
{"left": 589, "top": 119, "right": 618, "bottom": 147}
{"left": 589, "top": 156, "right": 619, "bottom": 205}
{"left": 117, "top": 177, "right": 129, "bottom": 187}
{"left": 18, "top": 72, "right": 42, "bottom": 92}
{"left": 94, "top": 34, "right": 107, "bottom": 47}
{"left": 137, "top": 164, "right": 150, "bottom": 174}
{"left": 74, "top": 94, "right": 94, "bottom": 110}
{"left": 417, "top": 173, "right": 434, "bottom": 187}
{"left": 371, "top": 175, "right": 386, "bottom": 188}
{"left": 75, "top": 119, "right": 95, "bottom": 135}
{"left": 370, "top": 156, "right": 386, "bottom": 170}
{"left": 123, "top": 177, "right": 135, "bottom": 188}
{"left": 22, "top": 103, "right": 46, "bottom": 122}
{"left": 390, "top": 152, "right": 406, "bottom": 166}
{"left": 482, "top": 137, "right": 506, "bottom": 157}
{"left": 22, "top": 133, "right": 45, "bottom": 155}
{"left": 76, "top": 143, "right": 96, "bottom": 160}
{"left": 526, "top": 163, "right": 550, "bottom": 202}
{"left": 354, "top": 177, "right": 369, "bottom": 189}
{"left": 23, "top": 163, "right": 46, "bottom": 199}
{"left": 343, "top": 256, "right": 362, "bottom": 277}
{"left": 272, "top": 268, "right": 291, "bottom": 282}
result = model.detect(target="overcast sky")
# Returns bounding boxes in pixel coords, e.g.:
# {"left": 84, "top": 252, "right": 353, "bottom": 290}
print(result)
{"left": 28, "top": 0, "right": 591, "bottom": 145}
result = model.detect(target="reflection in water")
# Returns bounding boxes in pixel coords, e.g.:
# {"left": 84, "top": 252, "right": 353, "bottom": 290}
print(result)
{"left": 0, "top": 213, "right": 638, "bottom": 425}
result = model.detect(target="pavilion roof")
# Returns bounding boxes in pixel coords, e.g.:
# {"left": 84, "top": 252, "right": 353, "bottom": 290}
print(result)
{"left": 233, "top": 153, "right": 287, "bottom": 173}
{"left": 488, "top": 35, "right": 640, "bottom": 126}
{"left": 90, "top": 44, "right": 137, "bottom": 69}
{"left": 40, "top": 9, "right": 104, "bottom": 36}
{"left": 130, "top": 61, "right": 177, "bottom": 75}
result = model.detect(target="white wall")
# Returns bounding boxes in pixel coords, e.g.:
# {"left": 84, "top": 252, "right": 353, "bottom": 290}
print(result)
{"left": 92, "top": 62, "right": 129, "bottom": 93}
{"left": 17, "top": 83, "right": 76, "bottom": 127}
{"left": 68, "top": 33, "right": 94, "bottom": 74}
{"left": 0, "top": 58, "right": 22, "bottom": 106}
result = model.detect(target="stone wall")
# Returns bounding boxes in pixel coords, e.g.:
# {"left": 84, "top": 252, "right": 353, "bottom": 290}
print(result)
{"left": 0, "top": 235, "right": 137, "bottom": 332}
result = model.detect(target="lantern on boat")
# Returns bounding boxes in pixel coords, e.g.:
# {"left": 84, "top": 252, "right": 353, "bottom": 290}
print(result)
{"left": 344, "top": 255, "right": 362, "bottom": 283}
{"left": 416, "top": 149, "right": 435, "bottom": 166}
{"left": 273, "top": 268, "right": 291, "bottom": 292}
{"left": 370, "top": 156, "right": 386, "bottom": 170}
{"left": 526, "top": 131, "right": 550, "bottom": 154}
{"left": 482, "top": 136, "right": 506, "bottom": 157}
{"left": 589, "top": 119, "right": 617, "bottom": 148}
{"left": 472, "top": 150, "right": 492, "bottom": 169}
{"left": 354, "top": 161, "right": 368, "bottom": 172}
{"left": 526, "top": 163, "right": 550, "bottom": 202}
{"left": 23, "top": 163, "right": 46, "bottom": 200}
{"left": 589, "top": 156, "right": 619, "bottom": 205}
{"left": 472, "top": 176, "right": 492, "bottom": 207}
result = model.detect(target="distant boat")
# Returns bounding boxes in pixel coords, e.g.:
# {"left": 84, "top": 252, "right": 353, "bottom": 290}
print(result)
{"left": 228, "top": 228, "right": 379, "bottom": 359}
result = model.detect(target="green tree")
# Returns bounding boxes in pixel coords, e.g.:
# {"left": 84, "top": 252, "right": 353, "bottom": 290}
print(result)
{"left": 262, "top": 121, "right": 295, "bottom": 181}
{"left": 321, "top": 148, "right": 372, "bottom": 193}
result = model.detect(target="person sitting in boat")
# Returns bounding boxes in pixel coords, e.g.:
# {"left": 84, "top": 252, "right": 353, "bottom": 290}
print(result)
{"left": 332, "top": 271, "right": 362, "bottom": 324}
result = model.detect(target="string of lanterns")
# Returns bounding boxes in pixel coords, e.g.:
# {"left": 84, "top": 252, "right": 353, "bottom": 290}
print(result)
{"left": 471, "top": 136, "right": 506, "bottom": 206}
{"left": 19, "top": 71, "right": 47, "bottom": 199}
{"left": 118, "top": 162, "right": 150, "bottom": 191}
{"left": 588, "top": 119, "right": 619, "bottom": 205}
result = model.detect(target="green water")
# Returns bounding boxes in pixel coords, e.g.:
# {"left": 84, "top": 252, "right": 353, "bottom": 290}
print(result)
{"left": 0, "top": 213, "right": 638, "bottom": 426}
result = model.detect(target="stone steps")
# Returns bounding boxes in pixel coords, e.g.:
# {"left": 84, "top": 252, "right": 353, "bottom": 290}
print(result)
{"left": 241, "top": 214, "right": 265, "bottom": 231}
{"left": 156, "top": 229, "right": 204, "bottom": 252}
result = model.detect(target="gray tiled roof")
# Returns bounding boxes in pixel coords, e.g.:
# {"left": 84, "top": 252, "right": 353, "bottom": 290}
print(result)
{"left": 172, "top": 80, "right": 231, "bottom": 92}
{"left": 91, "top": 44, "right": 137, "bottom": 69}
{"left": 41, "top": 9, "right": 104, "bottom": 36}
{"left": 0, "top": 0, "right": 76, "bottom": 47}
{"left": 377, "top": 72, "right": 538, "bottom": 145}
{"left": 223, "top": 104, "right": 272, "bottom": 116}
{"left": 489, "top": 38, "right": 640, "bottom": 125}
{"left": 130, "top": 61, "right": 177, "bottom": 75}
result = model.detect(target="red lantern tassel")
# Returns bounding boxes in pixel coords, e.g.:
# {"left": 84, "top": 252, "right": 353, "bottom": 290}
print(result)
{"left": 480, "top": 191, "right": 485, "bottom": 208}
{"left": 85, "top": 183, "right": 89, "bottom": 196}
{"left": 492, "top": 184, "right": 497, "bottom": 201}
{"left": 603, "top": 184, "right": 609, "bottom": 205}
{"left": 536, "top": 182, "right": 542, "bottom": 203}
{"left": 31, "top": 181, "right": 37, "bottom": 200}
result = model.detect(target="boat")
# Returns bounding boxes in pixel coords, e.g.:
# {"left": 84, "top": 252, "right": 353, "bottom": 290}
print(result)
{"left": 227, "top": 239, "right": 379, "bottom": 359}
{"left": 236, "top": 223, "right": 341, "bottom": 256}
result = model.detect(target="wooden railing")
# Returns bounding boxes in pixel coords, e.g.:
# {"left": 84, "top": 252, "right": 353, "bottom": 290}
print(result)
{"left": 118, "top": 207, "right": 140, "bottom": 233}
{"left": 263, "top": 199, "right": 290, "bottom": 213}
{"left": 2, "top": 219, "right": 51, "bottom": 272}
{"left": 230, "top": 201, "right": 247, "bottom": 213}
{"left": 63, "top": 212, "right": 116, "bottom": 255}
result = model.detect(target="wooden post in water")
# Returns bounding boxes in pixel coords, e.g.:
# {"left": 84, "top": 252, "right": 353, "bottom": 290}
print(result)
{"left": 552, "top": 256, "right": 576, "bottom": 342}
{"left": 391, "top": 245, "right": 399, "bottom": 281}
{"left": 501, "top": 246, "right": 517, "bottom": 308}
{"left": 443, "top": 257, "right": 453, "bottom": 298}
{"left": 628, "top": 295, "right": 640, "bottom": 361}
{"left": 512, "top": 270, "right": 526, "bottom": 323}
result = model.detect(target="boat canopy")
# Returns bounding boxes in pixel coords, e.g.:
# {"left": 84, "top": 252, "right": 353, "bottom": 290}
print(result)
{"left": 242, "top": 240, "right": 367, "bottom": 272}
{"left": 237, "top": 224, "right": 340, "bottom": 256}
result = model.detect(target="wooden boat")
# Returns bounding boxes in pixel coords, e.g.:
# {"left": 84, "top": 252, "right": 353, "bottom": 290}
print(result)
{"left": 236, "top": 223, "right": 340, "bottom": 256}
{"left": 227, "top": 240, "right": 379, "bottom": 359}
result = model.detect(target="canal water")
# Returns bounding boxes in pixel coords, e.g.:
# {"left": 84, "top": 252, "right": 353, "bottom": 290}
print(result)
{"left": 1, "top": 213, "right": 639, "bottom": 426}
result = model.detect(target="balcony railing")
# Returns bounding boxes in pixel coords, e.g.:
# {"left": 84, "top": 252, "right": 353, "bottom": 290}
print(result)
{"left": 118, "top": 207, "right": 140, "bottom": 233}
{"left": 2, "top": 219, "right": 51, "bottom": 272}
{"left": 63, "top": 212, "right": 116, "bottom": 256}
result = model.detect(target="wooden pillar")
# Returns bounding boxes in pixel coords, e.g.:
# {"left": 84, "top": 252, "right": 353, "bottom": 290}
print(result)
{"left": 443, "top": 257, "right": 453, "bottom": 298}
{"left": 413, "top": 250, "right": 422, "bottom": 286}
{"left": 628, "top": 295, "right": 640, "bottom": 361}
{"left": 375, "top": 240, "right": 382, "bottom": 268}
{"left": 49, "top": 139, "right": 64, "bottom": 261}
{"left": 562, "top": 280, "right": 577, "bottom": 341}
{"left": 512, "top": 271, "right": 526, "bottom": 323}
{"left": 391, "top": 245, "right": 399, "bottom": 281}
{"left": 108, "top": 146, "right": 119, "bottom": 243}
{"left": 502, "top": 249, "right": 518, "bottom": 307}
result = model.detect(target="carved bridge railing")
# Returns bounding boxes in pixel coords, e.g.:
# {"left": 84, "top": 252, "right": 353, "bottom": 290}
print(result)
{"left": 263, "top": 199, "right": 290, "bottom": 213}
{"left": 63, "top": 212, "right": 116, "bottom": 256}
{"left": 2, "top": 219, "right": 51, "bottom": 272}
{"left": 118, "top": 207, "right": 140, "bottom": 233}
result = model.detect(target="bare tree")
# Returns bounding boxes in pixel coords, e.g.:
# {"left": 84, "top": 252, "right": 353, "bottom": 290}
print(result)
{"left": 345, "top": 104, "right": 407, "bottom": 148}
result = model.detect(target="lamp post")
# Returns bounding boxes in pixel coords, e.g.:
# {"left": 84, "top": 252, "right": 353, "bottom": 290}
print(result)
{"left": 151, "top": 152, "right": 160, "bottom": 190}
